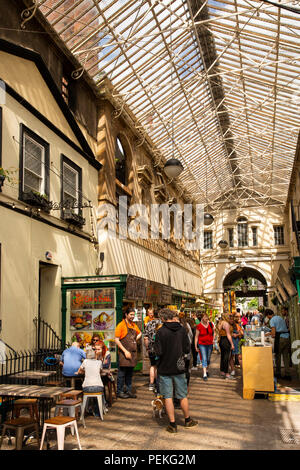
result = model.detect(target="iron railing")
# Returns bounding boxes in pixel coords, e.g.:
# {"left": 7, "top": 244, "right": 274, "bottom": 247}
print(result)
{"left": 0, "top": 348, "right": 64, "bottom": 385}
{"left": 33, "top": 317, "right": 65, "bottom": 352}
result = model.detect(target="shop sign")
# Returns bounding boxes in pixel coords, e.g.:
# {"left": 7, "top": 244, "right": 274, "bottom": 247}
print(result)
{"left": 145, "top": 281, "right": 161, "bottom": 303}
{"left": 125, "top": 275, "right": 147, "bottom": 300}
{"left": 160, "top": 285, "right": 172, "bottom": 304}
{"left": 71, "top": 288, "right": 115, "bottom": 309}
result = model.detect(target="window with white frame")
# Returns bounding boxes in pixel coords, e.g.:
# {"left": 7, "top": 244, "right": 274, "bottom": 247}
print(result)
{"left": 274, "top": 225, "right": 284, "bottom": 246}
{"left": 21, "top": 126, "right": 49, "bottom": 197}
{"left": 204, "top": 231, "right": 213, "bottom": 250}
{"left": 61, "top": 156, "right": 82, "bottom": 215}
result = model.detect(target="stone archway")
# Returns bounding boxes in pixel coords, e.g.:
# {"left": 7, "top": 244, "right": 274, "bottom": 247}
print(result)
{"left": 222, "top": 264, "right": 269, "bottom": 307}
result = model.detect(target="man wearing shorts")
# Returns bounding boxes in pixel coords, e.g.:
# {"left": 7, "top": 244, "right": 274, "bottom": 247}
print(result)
{"left": 154, "top": 308, "right": 198, "bottom": 433}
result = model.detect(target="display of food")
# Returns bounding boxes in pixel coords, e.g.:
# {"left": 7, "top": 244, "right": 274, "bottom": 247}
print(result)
{"left": 70, "top": 311, "right": 92, "bottom": 330}
{"left": 93, "top": 311, "right": 113, "bottom": 330}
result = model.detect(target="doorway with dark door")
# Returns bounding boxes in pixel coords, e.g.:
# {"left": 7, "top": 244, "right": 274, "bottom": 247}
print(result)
{"left": 38, "top": 262, "right": 61, "bottom": 350}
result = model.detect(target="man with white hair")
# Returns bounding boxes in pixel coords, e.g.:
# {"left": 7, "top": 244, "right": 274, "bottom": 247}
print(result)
{"left": 60, "top": 342, "right": 86, "bottom": 378}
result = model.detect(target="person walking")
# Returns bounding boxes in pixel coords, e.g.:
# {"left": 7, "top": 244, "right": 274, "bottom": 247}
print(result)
{"left": 265, "top": 308, "right": 291, "bottom": 380}
{"left": 179, "top": 312, "right": 193, "bottom": 387}
{"left": 187, "top": 316, "right": 198, "bottom": 370}
{"left": 144, "top": 308, "right": 155, "bottom": 326}
{"left": 195, "top": 313, "right": 214, "bottom": 381}
{"left": 115, "top": 307, "right": 142, "bottom": 398}
{"left": 154, "top": 308, "right": 198, "bottom": 433}
{"left": 231, "top": 312, "right": 244, "bottom": 374}
{"left": 144, "top": 310, "right": 161, "bottom": 392}
{"left": 218, "top": 314, "right": 235, "bottom": 379}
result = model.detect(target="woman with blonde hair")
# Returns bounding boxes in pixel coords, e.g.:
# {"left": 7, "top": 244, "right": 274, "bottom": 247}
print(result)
{"left": 218, "top": 314, "right": 235, "bottom": 379}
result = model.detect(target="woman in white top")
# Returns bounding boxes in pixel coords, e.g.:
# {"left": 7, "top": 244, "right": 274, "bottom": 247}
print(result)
{"left": 76, "top": 349, "right": 104, "bottom": 415}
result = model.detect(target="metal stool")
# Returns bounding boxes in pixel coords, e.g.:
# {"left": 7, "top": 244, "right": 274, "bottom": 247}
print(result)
{"left": 40, "top": 416, "right": 81, "bottom": 451}
{"left": 54, "top": 400, "right": 82, "bottom": 435}
{"left": 61, "top": 390, "right": 83, "bottom": 401}
{"left": 0, "top": 417, "right": 40, "bottom": 450}
{"left": 12, "top": 398, "right": 39, "bottom": 421}
{"left": 80, "top": 392, "right": 103, "bottom": 428}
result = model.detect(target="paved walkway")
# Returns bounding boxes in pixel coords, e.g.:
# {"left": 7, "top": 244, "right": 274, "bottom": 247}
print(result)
{"left": 3, "top": 354, "right": 300, "bottom": 450}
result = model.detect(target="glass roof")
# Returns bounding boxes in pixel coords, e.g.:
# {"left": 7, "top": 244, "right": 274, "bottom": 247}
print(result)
{"left": 37, "top": 0, "right": 300, "bottom": 209}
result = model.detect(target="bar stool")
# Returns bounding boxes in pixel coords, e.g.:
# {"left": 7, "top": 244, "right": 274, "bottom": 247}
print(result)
{"left": 0, "top": 417, "right": 40, "bottom": 450}
{"left": 54, "top": 400, "right": 82, "bottom": 435}
{"left": 12, "top": 399, "right": 39, "bottom": 421}
{"left": 80, "top": 392, "right": 103, "bottom": 428}
{"left": 40, "top": 416, "right": 81, "bottom": 451}
{"left": 61, "top": 390, "right": 83, "bottom": 401}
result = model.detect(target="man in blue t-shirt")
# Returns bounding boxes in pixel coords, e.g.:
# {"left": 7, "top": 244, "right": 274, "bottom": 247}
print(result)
{"left": 266, "top": 309, "right": 291, "bottom": 380}
{"left": 60, "top": 342, "right": 86, "bottom": 377}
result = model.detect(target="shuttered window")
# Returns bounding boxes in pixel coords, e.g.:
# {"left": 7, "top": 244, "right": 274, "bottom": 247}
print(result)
{"left": 20, "top": 125, "right": 49, "bottom": 200}
{"left": 61, "top": 155, "right": 82, "bottom": 217}
{"left": 23, "top": 134, "right": 45, "bottom": 194}
{"left": 63, "top": 162, "right": 79, "bottom": 212}
{"left": 274, "top": 226, "right": 284, "bottom": 246}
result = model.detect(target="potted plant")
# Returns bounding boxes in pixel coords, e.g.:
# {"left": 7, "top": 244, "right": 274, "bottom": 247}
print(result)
{"left": 64, "top": 208, "right": 85, "bottom": 227}
{"left": 22, "top": 190, "right": 52, "bottom": 213}
{"left": 0, "top": 167, "right": 16, "bottom": 192}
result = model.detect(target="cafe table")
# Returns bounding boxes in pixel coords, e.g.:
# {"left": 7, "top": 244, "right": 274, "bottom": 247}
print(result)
{"left": 8, "top": 370, "right": 57, "bottom": 386}
{"left": 0, "top": 384, "right": 73, "bottom": 426}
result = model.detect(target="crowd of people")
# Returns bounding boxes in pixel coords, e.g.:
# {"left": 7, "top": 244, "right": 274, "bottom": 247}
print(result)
{"left": 59, "top": 304, "right": 292, "bottom": 433}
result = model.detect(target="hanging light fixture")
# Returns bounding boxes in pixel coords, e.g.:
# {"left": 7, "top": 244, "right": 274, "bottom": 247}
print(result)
{"left": 218, "top": 239, "right": 228, "bottom": 249}
{"left": 203, "top": 154, "right": 213, "bottom": 225}
{"left": 218, "top": 205, "right": 227, "bottom": 249}
{"left": 163, "top": 12, "right": 183, "bottom": 181}
{"left": 204, "top": 212, "right": 214, "bottom": 226}
{"left": 241, "top": 278, "right": 249, "bottom": 294}
{"left": 164, "top": 158, "right": 184, "bottom": 178}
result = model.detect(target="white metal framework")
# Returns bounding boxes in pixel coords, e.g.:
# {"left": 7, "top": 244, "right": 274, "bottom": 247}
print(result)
{"left": 36, "top": 0, "right": 300, "bottom": 209}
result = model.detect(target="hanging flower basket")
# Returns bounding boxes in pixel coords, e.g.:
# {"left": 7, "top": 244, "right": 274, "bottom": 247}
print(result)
{"left": 22, "top": 190, "right": 52, "bottom": 213}
{"left": 64, "top": 209, "right": 86, "bottom": 227}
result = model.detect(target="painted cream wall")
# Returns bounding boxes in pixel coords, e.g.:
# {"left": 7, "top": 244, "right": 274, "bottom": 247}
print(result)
{"left": 0, "top": 205, "right": 98, "bottom": 351}
{"left": 100, "top": 236, "right": 200, "bottom": 295}
{"left": 0, "top": 73, "right": 100, "bottom": 350}
{"left": 1, "top": 93, "right": 98, "bottom": 235}
{"left": 0, "top": 51, "right": 80, "bottom": 146}
{"left": 201, "top": 206, "right": 291, "bottom": 307}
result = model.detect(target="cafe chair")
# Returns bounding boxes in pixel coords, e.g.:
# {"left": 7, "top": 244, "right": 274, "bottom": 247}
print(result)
{"left": 61, "top": 390, "right": 83, "bottom": 401}
{"left": 54, "top": 399, "right": 82, "bottom": 434}
{"left": 40, "top": 416, "right": 81, "bottom": 451}
{"left": 80, "top": 392, "right": 104, "bottom": 428}
{"left": 12, "top": 398, "right": 39, "bottom": 421}
{"left": 0, "top": 417, "right": 40, "bottom": 450}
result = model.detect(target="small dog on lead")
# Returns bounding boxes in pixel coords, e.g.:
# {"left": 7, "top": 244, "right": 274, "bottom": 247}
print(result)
{"left": 151, "top": 395, "right": 165, "bottom": 418}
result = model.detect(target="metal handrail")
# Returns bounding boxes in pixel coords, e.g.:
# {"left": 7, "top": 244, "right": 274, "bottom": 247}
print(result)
{"left": 33, "top": 317, "right": 65, "bottom": 352}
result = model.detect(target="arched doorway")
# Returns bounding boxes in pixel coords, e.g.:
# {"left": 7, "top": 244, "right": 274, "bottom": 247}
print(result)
{"left": 223, "top": 266, "right": 268, "bottom": 308}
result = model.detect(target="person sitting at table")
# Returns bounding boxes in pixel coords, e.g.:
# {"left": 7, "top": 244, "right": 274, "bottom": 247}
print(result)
{"left": 76, "top": 348, "right": 104, "bottom": 417}
{"left": 60, "top": 342, "right": 86, "bottom": 379}
{"left": 85, "top": 333, "right": 102, "bottom": 352}
{"left": 94, "top": 340, "right": 114, "bottom": 406}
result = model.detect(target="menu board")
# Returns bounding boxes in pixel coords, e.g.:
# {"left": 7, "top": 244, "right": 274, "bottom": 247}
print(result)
{"left": 66, "top": 288, "right": 117, "bottom": 363}
{"left": 160, "top": 285, "right": 172, "bottom": 305}
{"left": 125, "top": 275, "right": 147, "bottom": 300}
